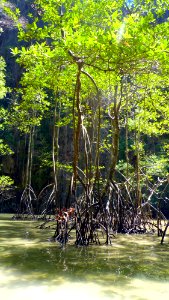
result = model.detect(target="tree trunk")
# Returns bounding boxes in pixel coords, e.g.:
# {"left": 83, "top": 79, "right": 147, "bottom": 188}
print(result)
{"left": 108, "top": 85, "right": 120, "bottom": 182}
{"left": 52, "top": 97, "right": 60, "bottom": 207}
{"left": 135, "top": 131, "right": 141, "bottom": 209}
{"left": 26, "top": 126, "right": 35, "bottom": 187}
{"left": 72, "top": 63, "right": 83, "bottom": 194}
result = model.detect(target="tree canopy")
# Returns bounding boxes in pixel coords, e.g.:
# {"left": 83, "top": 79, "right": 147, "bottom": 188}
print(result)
{"left": 0, "top": 0, "right": 169, "bottom": 240}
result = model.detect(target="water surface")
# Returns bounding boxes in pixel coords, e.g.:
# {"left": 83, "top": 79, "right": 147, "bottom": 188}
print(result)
{"left": 0, "top": 214, "right": 169, "bottom": 299}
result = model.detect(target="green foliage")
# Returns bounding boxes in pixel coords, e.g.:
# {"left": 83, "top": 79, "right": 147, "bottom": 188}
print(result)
{"left": 117, "top": 160, "right": 134, "bottom": 175}
{"left": 0, "top": 175, "right": 14, "bottom": 190}
{"left": 2, "top": 0, "right": 169, "bottom": 204}
{"left": 142, "top": 154, "right": 169, "bottom": 180}
{"left": 0, "top": 139, "right": 13, "bottom": 156}
{"left": 0, "top": 57, "right": 7, "bottom": 99}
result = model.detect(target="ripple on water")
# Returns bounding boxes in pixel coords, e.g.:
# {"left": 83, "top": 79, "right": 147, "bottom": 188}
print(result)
{"left": 1, "top": 215, "right": 169, "bottom": 299}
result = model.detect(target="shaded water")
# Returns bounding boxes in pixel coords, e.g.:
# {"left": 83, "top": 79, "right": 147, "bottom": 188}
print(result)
{"left": 0, "top": 215, "right": 169, "bottom": 299}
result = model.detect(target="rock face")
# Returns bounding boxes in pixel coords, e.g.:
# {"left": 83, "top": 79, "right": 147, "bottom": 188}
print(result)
{"left": 0, "top": 1, "right": 28, "bottom": 208}
{"left": 0, "top": 0, "right": 31, "bottom": 86}
{"left": 0, "top": 3, "right": 17, "bottom": 86}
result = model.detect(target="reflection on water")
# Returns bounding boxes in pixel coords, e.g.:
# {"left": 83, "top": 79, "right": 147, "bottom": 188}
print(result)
{"left": 0, "top": 214, "right": 169, "bottom": 299}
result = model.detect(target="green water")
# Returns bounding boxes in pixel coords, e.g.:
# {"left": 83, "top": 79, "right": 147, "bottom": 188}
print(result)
{"left": 0, "top": 214, "right": 169, "bottom": 300}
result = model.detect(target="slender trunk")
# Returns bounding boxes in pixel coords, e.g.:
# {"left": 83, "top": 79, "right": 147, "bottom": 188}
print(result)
{"left": 125, "top": 97, "right": 129, "bottom": 184}
{"left": 82, "top": 124, "right": 90, "bottom": 206}
{"left": 95, "top": 93, "right": 101, "bottom": 204}
{"left": 73, "top": 63, "right": 82, "bottom": 193}
{"left": 109, "top": 114, "right": 119, "bottom": 181}
{"left": 135, "top": 131, "right": 141, "bottom": 209}
{"left": 52, "top": 98, "right": 60, "bottom": 207}
{"left": 26, "top": 126, "right": 35, "bottom": 187}
{"left": 80, "top": 70, "right": 100, "bottom": 205}
{"left": 109, "top": 85, "right": 120, "bottom": 181}
{"left": 24, "top": 126, "right": 35, "bottom": 216}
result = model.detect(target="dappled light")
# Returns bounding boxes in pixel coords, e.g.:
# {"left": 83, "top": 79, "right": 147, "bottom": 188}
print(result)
{"left": 1, "top": 278, "right": 169, "bottom": 300}
{"left": 1, "top": 0, "right": 169, "bottom": 298}
{"left": 0, "top": 215, "right": 169, "bottom": 299}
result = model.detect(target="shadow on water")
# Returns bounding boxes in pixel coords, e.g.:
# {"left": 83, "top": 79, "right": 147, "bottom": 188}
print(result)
{"left": 1, "top": 214, "right": 169, "bottom": 299}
